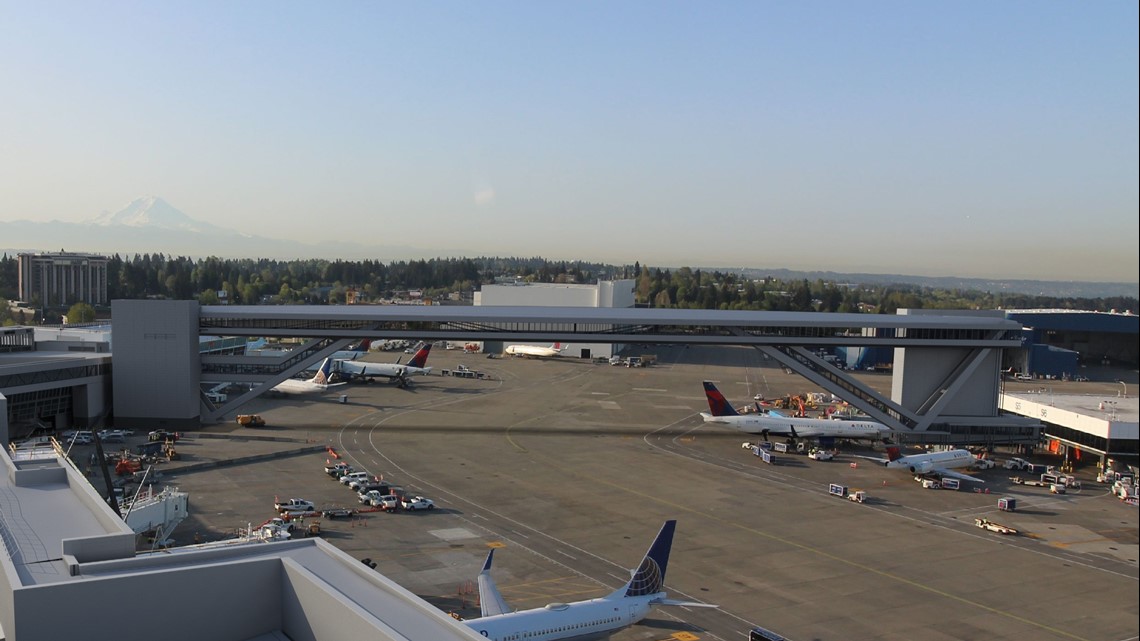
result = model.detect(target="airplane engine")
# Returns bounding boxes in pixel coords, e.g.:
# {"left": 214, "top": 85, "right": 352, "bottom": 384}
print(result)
{"left": 909, "top": 461, "right": 934, "bottom": 475}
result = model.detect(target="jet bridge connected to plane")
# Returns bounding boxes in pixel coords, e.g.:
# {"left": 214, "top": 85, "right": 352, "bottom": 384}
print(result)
{"left": 112, "top": 300, "right": 1041, "bottom": 444}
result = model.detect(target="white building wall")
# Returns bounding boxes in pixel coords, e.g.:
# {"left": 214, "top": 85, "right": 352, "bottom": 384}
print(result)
{"left": 475, "top": 281, "right": 636, "bottom": 359}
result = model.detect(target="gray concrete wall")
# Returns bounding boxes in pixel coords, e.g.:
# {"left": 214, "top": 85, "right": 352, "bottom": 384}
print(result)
{"left": 12, "top": 558, "right": 282, "bottom": 641}
{"left": 892, "top": 346, "right": 1001, "bottom": 416}
{"left": 281, "top": 559, "right": 398, "bottom": 641}
{"left": 112, "top": 300, "right": 201, "bottom": 429}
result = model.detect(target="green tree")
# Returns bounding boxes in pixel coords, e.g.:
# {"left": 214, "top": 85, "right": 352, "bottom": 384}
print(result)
{"left": 66, "top": 302, "right": 96, "bottom": 324}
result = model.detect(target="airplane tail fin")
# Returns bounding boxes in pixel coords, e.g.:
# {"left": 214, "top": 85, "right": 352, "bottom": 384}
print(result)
{"left": 618, "top": 520, "right": 676, "bottom": 598}
{"left": 553, "top": 342, "right": 565, "bottom": 352}
{"left": 407, "top": 343, "right": 432, "bottom": 368}
{"left": 311, "top": 358, "right": 334, "bottom": 385}
{"left": 702, "top": 381, "right": 739, "bottom": 417}
{"left": 476, "top": 549, "right": 512, "bottom": 617}
{"left": 885, "top": 445, "right": 903, "bottom": 462}
{"left": 357, "top": 339, "right": 372, "bottom": 352}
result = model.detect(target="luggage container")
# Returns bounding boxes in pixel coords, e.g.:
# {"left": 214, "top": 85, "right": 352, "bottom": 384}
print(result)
{"left": 998, "top": 497, "right": 1017, "bottom": 512}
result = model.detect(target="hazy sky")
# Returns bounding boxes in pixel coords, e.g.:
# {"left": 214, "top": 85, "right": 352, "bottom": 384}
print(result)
{"left": 2, "top": 2, "right": 1137, "bottom": 282}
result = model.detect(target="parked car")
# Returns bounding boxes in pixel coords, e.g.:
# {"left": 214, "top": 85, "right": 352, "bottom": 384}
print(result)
{"left": 370, "top": 494, "right": 400, "bottom": 511}
{"left": 339, "top": 471, "right": 370, "bottom": 486}
{"left": 68, "top": 431, "right": 94, "bottom": 445}
{"left": 325, "top": 463, "right": 354, "bottom": 477}
{"left": 98, "top": 430, "right": 127, "bottom": 443}
{"left": 356, "top": 484, "right": 393, "bottom": 502}
{"left": 1003, "top": 457, "right": 1031, "bottom": 471}
{"left": 400, "top": 496, "right": 435, "bottom": 511}
{"left": 359, "top": 489, "right": 387, "bottom": 505}
{"left": 348, "top": 476, "right": 380, "bottom": 491}
{"left": 274, "top": 498, "right": 315, "bottom": 513}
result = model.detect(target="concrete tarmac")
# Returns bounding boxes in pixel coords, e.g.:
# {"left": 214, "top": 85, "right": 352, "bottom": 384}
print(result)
{"left": 114, "top": 345, "right": 1137, "bottom": 641}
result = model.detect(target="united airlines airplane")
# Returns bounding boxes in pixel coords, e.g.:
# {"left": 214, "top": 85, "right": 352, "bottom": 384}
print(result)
{"left": 465, "top": 520, "right": 714, "bottom": 641}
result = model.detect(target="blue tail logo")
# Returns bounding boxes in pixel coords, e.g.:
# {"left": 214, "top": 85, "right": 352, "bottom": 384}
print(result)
{"left": 702, "top": 381, "right": 739, "bottom": 417}
{"left": 624, "top": 520, "right": 675, "bottom": 597}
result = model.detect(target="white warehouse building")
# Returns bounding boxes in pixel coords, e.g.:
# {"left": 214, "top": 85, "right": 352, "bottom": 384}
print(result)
{"left": 474, "top": 280, "right": 636, "bottom": 360}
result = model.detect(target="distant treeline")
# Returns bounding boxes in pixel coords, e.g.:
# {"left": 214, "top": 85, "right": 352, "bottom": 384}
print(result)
{"left": 0, "top": 254, "right": 1134, "bottom": 324}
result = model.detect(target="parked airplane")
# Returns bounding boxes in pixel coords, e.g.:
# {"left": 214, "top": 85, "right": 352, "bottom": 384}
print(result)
{"left": 337, "top": 343, "right": 432, "bottom": 388}
{"left": 504, "top": 342, "right": 567, "bottom": 358}
{"left": 466, "top": 520, "right": 714, "bottom": 641}
{"left": 331, "top": 339, "right": 372, "bottom": 360}
{"left": 700, "top": 381, "right": 890, "bottom": 446}
{"left": 857, "top": 446, "right": 983, "bottom": 483}
{"left": 271, "top": 358, "right": 347, "bottom": 395}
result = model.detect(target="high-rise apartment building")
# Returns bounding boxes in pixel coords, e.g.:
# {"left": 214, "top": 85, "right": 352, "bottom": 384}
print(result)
{"left": 17, "top": 251, "right": 109, "bottom": 307}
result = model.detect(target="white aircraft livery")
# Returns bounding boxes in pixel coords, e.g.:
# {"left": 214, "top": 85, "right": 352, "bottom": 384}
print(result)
{"left": 503, "top": 342, "right": 567, "bottom": 358}
{"left": 700, "top": 381, "right": 890, "bottom": 446}
{"left": 336, "top": 343, "right": 433, "bottom": 388}
{"left": 466, "top": 520, "right": 715, "bottom": 641}
{"left": 271, "top": 358, "right": 347, "bottom": 395}
{"left": 858, "top": 446, "right": 983, "bottom": 483}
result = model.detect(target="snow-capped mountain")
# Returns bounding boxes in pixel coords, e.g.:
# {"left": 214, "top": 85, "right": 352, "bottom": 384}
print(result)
{"left": 1, "top": 197, "right": 432, "bottom": 261}
{"left": 87, "top": 196, "right": 236, "bottom": 235}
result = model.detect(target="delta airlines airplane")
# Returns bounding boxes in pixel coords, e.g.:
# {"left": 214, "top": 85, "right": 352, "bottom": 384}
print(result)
{"left": 337, "top": 343, "right": 432, "bottom": 388}
{"left": 858, "top": 446, "right": 983, "bottom": 483}
{"left": 466, "top": 520, "right": 714, "bottom": 641}
{"left": 700, "top": 381, "right": 890, "bottom": 446}
{"left": 271, "top": 358, "right": 347, "bottom": 395}
{"left": 330, "top": 339, "right": 372, "bottom": 361}
{"left": 503, "top": 342, "right": 567, "bottom": 358}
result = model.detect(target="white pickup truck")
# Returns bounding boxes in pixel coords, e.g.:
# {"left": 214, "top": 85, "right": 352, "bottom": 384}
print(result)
{"left": 274, "top": 498, "right": 315, "bottom": 513}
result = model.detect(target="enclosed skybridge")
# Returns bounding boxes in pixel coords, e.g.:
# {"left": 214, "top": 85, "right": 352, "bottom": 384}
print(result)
{"left": 112, "top": 301, "right": 1040, "bottom": 444}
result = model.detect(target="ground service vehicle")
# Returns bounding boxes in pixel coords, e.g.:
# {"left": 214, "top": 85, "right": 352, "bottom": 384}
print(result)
{"left": 401, "top": 496, "right": 435, "bottom": 511}
{"left": 339, "top": 471, "right": 369, "bottom": 486}
{"left": 848, "top": 490, "right": 866, "bottom": 503}
{"left": 275, "top": 498, "right": 315, "bottom": 513}
{"left": 322, "top": 507, "right": 356, "bottom": 519}
{"left": 749, "top": 627, "right": 788, "bottom": 641}
{"left": 975, "top": 517, "right": 1017, "bottom": 535}
{"left": 371, "top": 495, "right": 399, "bottom": 511}
{"left": 236, "top": 414, "right": 265, "bottom": 427}
{"left": 808, "top": 449, "right": 834, "bottom": 461}
{"left": 1004, "top": 458, "right": 1031, "bottom": 471}
{"left": 325, "top": 462, "right": 354, "bottom": 477}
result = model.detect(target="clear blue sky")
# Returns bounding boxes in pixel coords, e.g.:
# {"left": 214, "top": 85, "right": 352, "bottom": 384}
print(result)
{"left": 2, "top": 1, "right": 1136, "bottom": 282}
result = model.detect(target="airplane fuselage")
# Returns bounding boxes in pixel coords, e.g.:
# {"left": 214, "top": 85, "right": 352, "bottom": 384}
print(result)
{"left": 504, "top": 344, "right": 562, "bottom": 358}
{"left": 701, "top": 413, "right": 887, "bottom": 440}
{"left": 466, "top": 594, "right": 658, "bottom": 641}
{"left": 885, "top": 449, "right": 975, "bottom": 474}
{"left": 340, "top": 361, "right": 431, "bottom": 379}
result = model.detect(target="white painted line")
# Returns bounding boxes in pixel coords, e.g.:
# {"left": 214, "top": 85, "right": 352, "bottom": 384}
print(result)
{"left": 633, "top": 388, "right": 667, "bottom": 392}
